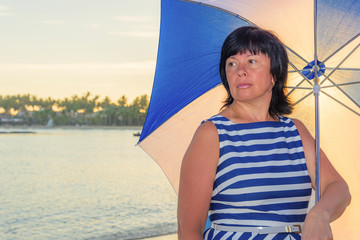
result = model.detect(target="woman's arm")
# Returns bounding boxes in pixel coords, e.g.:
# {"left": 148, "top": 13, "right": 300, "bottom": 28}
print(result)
{"left": 293, "top": 119, "right": 351, "bottom": 240}
{"left": 177, "top": 121, "right": 220, "bottom": 240}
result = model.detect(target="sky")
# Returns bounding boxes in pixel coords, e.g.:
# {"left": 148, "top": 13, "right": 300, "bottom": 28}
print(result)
{"left": 0, "top": 0, "right": 160, "bottom": 102}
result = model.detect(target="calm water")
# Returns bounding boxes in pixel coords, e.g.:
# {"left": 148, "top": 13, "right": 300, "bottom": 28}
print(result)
{"left": 0, "top": 127, "right": 177, "bottom": 240}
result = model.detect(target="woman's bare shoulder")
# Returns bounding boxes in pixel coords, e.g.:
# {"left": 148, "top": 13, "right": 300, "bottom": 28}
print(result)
{"left": 184, "top": 119, "right": 219, "bottom": 161}
{"left": 194, "top": 119, "right": 218, "bottom": 140}
{"left": 292, "top": 118, "right": 313, "bottom": 140}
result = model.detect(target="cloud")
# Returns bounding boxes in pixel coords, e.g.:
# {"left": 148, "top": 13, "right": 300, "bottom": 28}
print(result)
{"left": 0, "top": 61, "right": 156, "bottom": 73}
{"left": 43, "top": 20, "right": 65, "bottom": 24}
{"left": 108, "top": 31, "right": 158, "bottom": 38}
{"left": 0, "top": 12, "right": 14, "bottom": 16}
{"left": 113, "top": 16, "right": 151, "bottom": 23}
{"left": 0, "top": 5, "right": 9, "bottom": 10}
{"left": 0, "top": 5, "right": 13, "bottom": 16}
{"left": 111, "top": 15, "right": 158, "bottom": 38}
{"left": 84, "top": 24, "right": 104, "bottom": 28}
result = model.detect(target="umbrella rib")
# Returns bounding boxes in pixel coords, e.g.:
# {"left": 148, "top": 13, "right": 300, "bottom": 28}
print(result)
{"left": 289, "top": 61, "right": 314, "bottom": 84}
{"left": 317, "top": 60, "right": 360, "bottom": 110}
{"left": 323, "top": 32, "right": 360, "bottom": 63}
{"left": 285, "top": 78, "right": 312, "bottom": 97}
{"left": 320, "top": 42, "right": 360, "bottom": 86}
{"left": 321, "top": 81, "right": 360, "bottom": 89}
{"left": 286, "top": 80, "right": 303, "bottom": 96}
{"left": 324, "top": 67, "right": 360, "bottom": 71}
{"left": 322, "top": 78, "right": 360, "bottom": 109}
{"left": 292, "top": 91, "right": 313, "bottom": 106}
{"left": 321, "top": 90, "right": 360, "bottom": 116}
{"left": 286, "top": 47, "right": 309, "bottom": 65}
{"left": 289, "top": 67, "right": 360, "bottom": 72}
{"left": 285, "top": 86, "right": 313, "bottom": 90}
{"left": 286, "top": 61, "right": 314, "bottom": 97}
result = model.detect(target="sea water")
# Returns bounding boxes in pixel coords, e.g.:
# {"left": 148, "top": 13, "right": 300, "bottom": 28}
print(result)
{"left": 0, "top": 127, "right": 177, "bottom": 240}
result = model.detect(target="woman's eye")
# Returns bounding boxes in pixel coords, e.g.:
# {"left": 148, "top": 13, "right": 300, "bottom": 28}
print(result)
{"left": 249, "top": 59, "right": 256, "bottom": 64}
{"left": 228, "top": 62, "right": 236, "bottom": 67}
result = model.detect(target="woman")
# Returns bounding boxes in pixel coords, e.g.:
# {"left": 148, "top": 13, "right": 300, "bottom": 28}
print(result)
{"left": 177, "top": 26, "right": 351, "bottom": 240}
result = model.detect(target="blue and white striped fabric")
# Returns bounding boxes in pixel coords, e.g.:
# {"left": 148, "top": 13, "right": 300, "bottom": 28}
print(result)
{"left": 203, "top": 115, "right": 312, "bottom": 240}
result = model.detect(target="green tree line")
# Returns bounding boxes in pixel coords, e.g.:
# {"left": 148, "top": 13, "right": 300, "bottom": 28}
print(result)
{"left": 0, "top": 92, "right": 149, "bottom": 126}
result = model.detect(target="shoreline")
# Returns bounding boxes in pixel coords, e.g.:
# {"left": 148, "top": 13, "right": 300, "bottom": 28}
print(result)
{"left": 0, "top": 125, "right": 143, "bottom": 131}
{"left": 139, "top": 233, "right": 177, "bottom": 240}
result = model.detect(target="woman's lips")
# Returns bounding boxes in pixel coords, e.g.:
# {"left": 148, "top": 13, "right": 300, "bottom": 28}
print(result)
{"left": 237, "top": 83, "right": 252, "bottom": 89}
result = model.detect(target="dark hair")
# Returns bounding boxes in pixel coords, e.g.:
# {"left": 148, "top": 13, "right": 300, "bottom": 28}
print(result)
{"left": 219, "top": 26, "right": 292, "bottom": 117}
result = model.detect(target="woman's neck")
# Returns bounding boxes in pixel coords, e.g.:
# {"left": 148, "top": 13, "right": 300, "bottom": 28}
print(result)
{"left": 221, "top": 101, "right": 277, "bottom": 123}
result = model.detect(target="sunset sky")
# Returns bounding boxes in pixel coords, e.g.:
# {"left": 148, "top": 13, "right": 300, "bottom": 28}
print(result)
{"left": 0, "top": 0, "right": 160, "bottom": 102}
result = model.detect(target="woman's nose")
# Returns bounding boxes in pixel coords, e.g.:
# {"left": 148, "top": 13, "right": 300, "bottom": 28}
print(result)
{"left": 237, "top": 65, "right": 247, "bottom": 77}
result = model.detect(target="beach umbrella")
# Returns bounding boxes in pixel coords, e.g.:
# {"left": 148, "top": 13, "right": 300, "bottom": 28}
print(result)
{"left": 137, "top": 0, "right": 360, "bottom": 238}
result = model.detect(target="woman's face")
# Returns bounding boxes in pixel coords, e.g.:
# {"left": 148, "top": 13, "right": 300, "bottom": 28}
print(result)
{"left": 225, "top": 51, "right": 274, "bottom": 104}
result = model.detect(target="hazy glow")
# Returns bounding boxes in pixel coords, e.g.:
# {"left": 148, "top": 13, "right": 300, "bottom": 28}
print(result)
{"left": 113, "top": 16, "right": 153, "bottom": 23}
{"left": 0, "top": 0, "right": 160, "bottom": 101}
{"left": 25, "top": 105, "right": 35, "bottom": 112}
{"left": 9, "top": 108, "right": 19, "bottom": 116}
{"left": 52, "top": 105, "right": 66, "bottom": 112}
{"left": 0, "top": 61, "right": 156, "bottom": 72}
{"left": 93, "top": 106, "right": 103, "bottom": 113}
{"left": 42, "top": 20, "right": 65, "bottom": 24}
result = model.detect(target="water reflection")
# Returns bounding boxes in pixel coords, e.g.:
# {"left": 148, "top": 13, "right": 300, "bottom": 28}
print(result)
{"left": 0, "top": 128, "right": 177, "bottom": 240}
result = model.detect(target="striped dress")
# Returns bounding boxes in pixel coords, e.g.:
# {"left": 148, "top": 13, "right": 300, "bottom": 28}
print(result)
{"left": 203, "top": 115, "right": 312, "bottom": 240}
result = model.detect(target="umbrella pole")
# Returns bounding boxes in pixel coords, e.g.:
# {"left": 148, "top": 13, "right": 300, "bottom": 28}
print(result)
{"left": 314, "top": 84, "right": 321, "bottom": 203}
{"left": 313, "top": 0, "right": 320, "bottom": 203}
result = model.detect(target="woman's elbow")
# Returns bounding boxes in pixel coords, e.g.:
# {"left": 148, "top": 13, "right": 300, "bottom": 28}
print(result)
{"left": 177, "top": 229, "right": 203, "bottom": 240}
{"left": 177, "top": 221, "right": 204, "bottom": 240}
{"left": 343, "top": 181, "right": 352, "bottom": 207}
